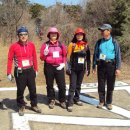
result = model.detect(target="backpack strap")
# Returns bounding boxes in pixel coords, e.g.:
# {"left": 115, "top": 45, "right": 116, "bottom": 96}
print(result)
{"left": 46, "top": 40, "right": 63, "bottom": 49}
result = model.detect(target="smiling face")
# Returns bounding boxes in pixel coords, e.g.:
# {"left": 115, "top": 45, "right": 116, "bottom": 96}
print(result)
{"left": 76, "top": 33, "right": 84, "bottom": 41}
{"left": 18, "top": 32, "right": 28, "bottom": 43}
{"left": 49, "top": 32, "right": 58, "bottom": 41}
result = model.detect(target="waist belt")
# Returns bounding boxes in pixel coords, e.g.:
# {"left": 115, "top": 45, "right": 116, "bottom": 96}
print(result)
{"left": 22, "top": 66, "right": 33, "bottom": 70}
{"left": 44, "top": 63, "right": 59, "bottom": 67}
{"left": 15, "top": 66, "right": 33, "bottom": 70}
{"left": 98, "top": 59, "right": 115, "bottom": 63}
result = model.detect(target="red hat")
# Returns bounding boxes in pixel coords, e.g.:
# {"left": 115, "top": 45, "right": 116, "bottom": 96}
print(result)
{"left": 75, "top": 28, "right": 85, "bottom": 35}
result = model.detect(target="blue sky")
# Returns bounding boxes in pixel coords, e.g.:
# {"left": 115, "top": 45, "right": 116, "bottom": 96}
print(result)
{"left": 29, "top": 0, "right": 81, "bottom": 7}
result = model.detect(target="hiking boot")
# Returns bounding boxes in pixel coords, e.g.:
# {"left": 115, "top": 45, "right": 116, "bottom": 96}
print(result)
{"left": 49, "top": 100, "right": 55, "bottom": 109}
{"left": 31, "top": 106, "right": 42, "bottom": 113}
{"left": 106, "top": 104, "right": 112, "bottom": 110}
{"left": 18, "top": 106, "right": 25, "bottom": 116}
{"left": 67, "top": 106, "right": 73, "bottom": 112}
{"left": 97, "top": 102, "right": 104, "bottom": 109}
{"left": 75, "top": 101, "right": 83, "bottom": 106}
{"left": 2, "top": 104, "right": 7, "bottom": 110}
{"left": 0, "top": 102, "right": 7, "bottom": 110}
{"left": 60, "top": 102, "right": 66, "bottom": 109}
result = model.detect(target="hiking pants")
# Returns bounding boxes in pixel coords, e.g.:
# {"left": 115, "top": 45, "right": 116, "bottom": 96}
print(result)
{"left": 44, "top": 63, "right": 66, "bottom": 103}
{"left": 67, "top": 70, "right": 85, "bottom": 106}
{"left": 14, "top": 67, "right": 37, "bottom": 107}
{"left": 97, "top": 61, "right": 116, "bottom": 104}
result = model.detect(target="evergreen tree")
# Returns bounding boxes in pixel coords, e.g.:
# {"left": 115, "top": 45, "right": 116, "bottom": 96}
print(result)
{"left": 110, "top": 0, "right": 128, "bottom": 36}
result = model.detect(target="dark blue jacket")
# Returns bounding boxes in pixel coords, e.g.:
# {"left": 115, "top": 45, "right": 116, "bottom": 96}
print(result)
{"left": 92, "top": 38, "right": 121, "bottom": 69}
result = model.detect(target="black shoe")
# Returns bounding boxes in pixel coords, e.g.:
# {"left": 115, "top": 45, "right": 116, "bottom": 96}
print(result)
{"left": 31, "top": 106, "right": 42, "bottom": 113}
{"left": 18, "top": 106, "right": 25, "bottom": 116}
{"left": 49, "top": 100, "right": 55, "bottom": 109}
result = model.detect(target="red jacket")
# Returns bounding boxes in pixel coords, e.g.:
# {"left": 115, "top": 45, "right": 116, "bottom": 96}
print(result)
{"left": 7, "top": 41, "right": 38, "bottom": 74}
{"left": 40, "top": 41, "right": 67, "bottom": 65}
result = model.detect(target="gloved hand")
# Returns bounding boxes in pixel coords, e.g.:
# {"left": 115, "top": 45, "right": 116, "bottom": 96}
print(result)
{"left": 44, "top": 44, "right": 49, "bottom": 56}
{"left": 7, "top": 74, "right": 14, "bottom": 81}
{"left": 7, "top": 74, "right": 12, "bottom": 81}
{"left": 56, "top": 63, "right": 65, "bottom": 70}
{"left": 86, "top": 70, "right": 90, "bottom": 76}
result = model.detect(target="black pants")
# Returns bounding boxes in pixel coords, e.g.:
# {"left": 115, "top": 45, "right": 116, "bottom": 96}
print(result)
{"left": 44, "top": 63, "right": 66, "bottom": 103}
{"left": 14, "top": 67, "right": 37, "bottom": 107}
{"left": 97, "top": 61, "right": 116, "bottom": 104}
{"left": 67, "top": 70, "right": 85, "bottom": 106}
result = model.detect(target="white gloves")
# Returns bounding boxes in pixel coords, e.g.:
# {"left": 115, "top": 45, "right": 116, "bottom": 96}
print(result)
{"left": 44, "top": 44, "right": 49, "bottom": 56}
{"left": 56, "top": 63, "right": 65, "bottom": 70}
{"left": 7, "top": 74, "right": 12, "bottom": 81}
{"left": 7, "top": 74, "right": 14, "bottom": 82}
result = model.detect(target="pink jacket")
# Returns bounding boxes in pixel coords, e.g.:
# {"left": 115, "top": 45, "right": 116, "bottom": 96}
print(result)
{"left": 7, "top": 41, "right": 38, "bottom": 74}
{"left": 40, "top": 41, "right": 67, "bottom": 65}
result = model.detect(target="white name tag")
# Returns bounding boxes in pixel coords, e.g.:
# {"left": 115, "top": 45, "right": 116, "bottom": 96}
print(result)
{"left": 22, "top": 60, "right": 30, "bottom": 67}
{"left": 78, "top": 57, "right": 85, "bottom": 64}
{"left": 53, "top": 51, "right": 59, "bottom": 58}
{"left": 99, "top": 54, "right": 106, "bottom": 60}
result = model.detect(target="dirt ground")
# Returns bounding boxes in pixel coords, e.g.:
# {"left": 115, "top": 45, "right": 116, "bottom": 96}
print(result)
{"left": 0, "top": 82, "right": 130, "bottom": 130}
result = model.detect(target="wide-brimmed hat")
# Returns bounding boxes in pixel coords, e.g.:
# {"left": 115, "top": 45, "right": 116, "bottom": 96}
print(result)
{"left": 47, "top": 27, "right": 60, "bottom": 39}
{"left": 75, "top": 28, "right": 85, "bottom": 35}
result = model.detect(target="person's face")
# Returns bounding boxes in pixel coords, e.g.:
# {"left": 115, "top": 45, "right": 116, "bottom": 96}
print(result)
{"left": 101, "top": 29, "right": 111, "bottom": 39}
{"left": 50, "top": 32, "right": 57, "bottom": 41}
{"left": 18, "top": 32, "right": 28, "bottom": 42}
{"left": 76, "top": 33, "right": 84, "bottom": 41}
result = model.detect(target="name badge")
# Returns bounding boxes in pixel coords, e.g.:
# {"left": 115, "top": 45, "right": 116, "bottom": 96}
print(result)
{"left": 53, "top": 51, "right": 59, "bottom": 58}
{"left": 78, "top": 57, "right": 85, "bottom": 64}
{"left": 22, "top": 60, "right": 30, "bottom": 67}
{"left": 99, "top": 54, "right": 106, "bottom": 60}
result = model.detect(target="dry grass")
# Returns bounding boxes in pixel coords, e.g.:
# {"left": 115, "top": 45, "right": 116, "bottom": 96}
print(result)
{"left": 0, "top": 37, "right": 130, "bottom": 87}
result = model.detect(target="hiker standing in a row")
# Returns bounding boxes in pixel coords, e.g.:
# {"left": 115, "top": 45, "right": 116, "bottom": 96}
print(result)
{"left": 92, "top": 24, "right": 121, "bottom": 110}
{"left": 7, "top": 26, "right": 41, "bottom": 116}
{"left": 40, "top": 27, "right": 67, "bottom": 109}
{"left": 66, "top": 28, "right": 91, "bottom": 112}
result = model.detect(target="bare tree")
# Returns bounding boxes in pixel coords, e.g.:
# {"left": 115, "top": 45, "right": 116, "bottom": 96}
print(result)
{"left": 0, "top": 0, "right": 28, "bottom": 44}
{"left": 39, "top": 3, "right": 76, "bottom": 44}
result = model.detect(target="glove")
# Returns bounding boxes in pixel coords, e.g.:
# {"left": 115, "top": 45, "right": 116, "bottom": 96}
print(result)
{"left": 7, "top": 74, "right": 14, "bottom": 82}
{"left": 7, "top": 74, "right": 12, "bottom": 81}
{"left": 44, "top": 44, "right": 49, "bottom": 56}
{"left": 56, "top": 63, "right": 65, "bottom": 70}
{"left": 86, "top": 70, "right": 90, "bottom": 76}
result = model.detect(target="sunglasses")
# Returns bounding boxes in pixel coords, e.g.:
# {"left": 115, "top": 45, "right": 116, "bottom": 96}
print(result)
{"left": 101, "top": 29, "right": 110, "bottom": 32}
{"left": 19, "top": 33, "right": 28, "bottom": 36}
